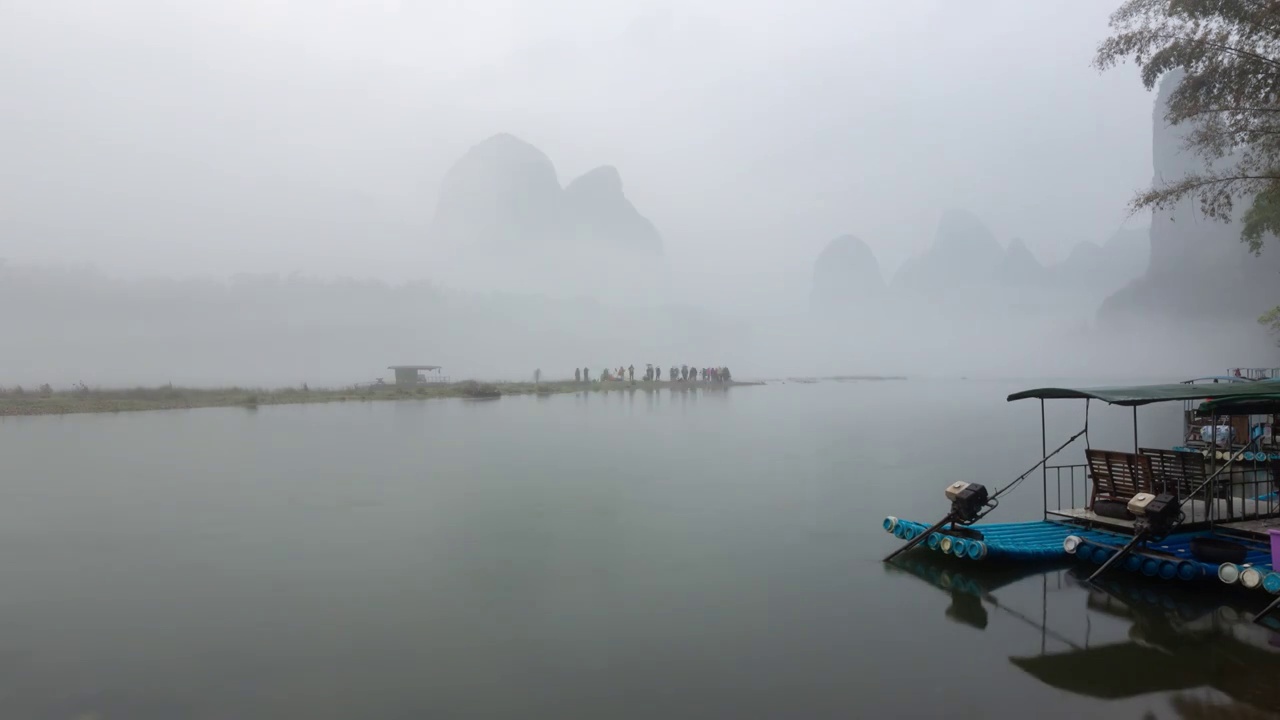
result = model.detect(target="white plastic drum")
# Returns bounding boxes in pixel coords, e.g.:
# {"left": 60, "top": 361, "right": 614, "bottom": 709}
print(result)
{"left": 1241, "top": 566, "right": 1264, "bottom": 590}
{"left": 1218, "top": 563, "right": 1241, "bottom": 584}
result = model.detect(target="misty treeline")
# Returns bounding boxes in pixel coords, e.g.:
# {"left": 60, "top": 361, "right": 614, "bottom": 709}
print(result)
{"left": 1095, "top": 0, "right": 1280, "bottom": 338}
{"left": 1, "top": 259, "right": 1270, "bottom": 388}
{"left": 0, "top": 262, "right": 746, "bottom": 387}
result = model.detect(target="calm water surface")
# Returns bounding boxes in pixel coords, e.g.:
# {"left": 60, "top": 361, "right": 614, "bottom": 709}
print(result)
{"left": 0, "top": 380, "right": 1276, "bottom": 719}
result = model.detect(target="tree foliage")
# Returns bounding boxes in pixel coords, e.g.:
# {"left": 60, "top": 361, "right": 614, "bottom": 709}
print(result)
{"left": 1095, "top": 0, "right": 1280, "bottom": 252}
{"left": 1262, "top": 304, "right": 1280, "bottom": 337}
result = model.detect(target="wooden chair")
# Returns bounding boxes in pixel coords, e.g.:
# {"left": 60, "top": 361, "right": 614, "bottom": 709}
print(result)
{"left": 1140, "top": 448, "right": 1209, "bottom": 499}
{"left": 1085, "top": 449, "right": 1153, "bottom": 509}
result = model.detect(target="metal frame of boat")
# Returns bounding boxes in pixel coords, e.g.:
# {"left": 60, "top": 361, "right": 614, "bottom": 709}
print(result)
{"left": 882, "top": 368, "right": 1280, "bottom": 622}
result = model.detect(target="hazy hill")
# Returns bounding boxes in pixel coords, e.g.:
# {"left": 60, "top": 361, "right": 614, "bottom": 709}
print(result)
{"left": 809, "top": 234, "right": 884, "bottom": 312}
{"left": 429, "top": 134, "right": 665, "bottom": 300}
{"left": 810, "top": 210, "right": 1150, "bottom": 321}
{"left": 892, "top": 209, "right": 1005, "bottom": 296}
{"left": 431, "top": 133, "right": 566, "bottom": 254}
{"left": 563, "top": 165, "right": 663, "bottom": 255}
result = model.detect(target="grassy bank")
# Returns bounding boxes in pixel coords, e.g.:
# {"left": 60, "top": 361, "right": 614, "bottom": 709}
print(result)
{"left": 0, "top": 379, "right": 764, "bottom": 417}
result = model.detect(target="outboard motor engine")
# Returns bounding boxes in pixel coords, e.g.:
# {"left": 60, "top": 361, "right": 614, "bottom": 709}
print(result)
{"left": 944, "top": 482, "right": 990, "bottom": 525}
{"left": 1127, "top": 492, "right": 1182, "bottom": 541}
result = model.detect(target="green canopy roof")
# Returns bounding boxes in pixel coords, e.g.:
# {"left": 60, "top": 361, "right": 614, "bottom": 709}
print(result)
{"left": 1197, "top": 393, "right": 1280, "bottom": 416}
{"left": 1008, "top": 380, "right": 1280, "bottom": 407}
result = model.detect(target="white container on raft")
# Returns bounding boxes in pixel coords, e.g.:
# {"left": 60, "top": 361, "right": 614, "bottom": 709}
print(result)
{"left": 1218, "top": 563, "right": 1241, "bottom": 584}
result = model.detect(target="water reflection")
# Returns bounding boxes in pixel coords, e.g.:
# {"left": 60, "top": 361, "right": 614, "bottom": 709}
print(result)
{"left": 886, "top": 553, "right": 1280, "bottom": 715}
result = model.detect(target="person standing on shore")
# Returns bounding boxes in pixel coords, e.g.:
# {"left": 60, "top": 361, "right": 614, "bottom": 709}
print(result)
{"left": 628, "top": 365, "right": 635, "bottom": 382}
{"left": 575, "top": 368, "right": 581, "bottom": 382}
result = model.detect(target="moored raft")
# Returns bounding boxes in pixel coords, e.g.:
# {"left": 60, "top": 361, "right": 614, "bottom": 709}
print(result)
{"left": 1068, "top": 533, "right": 1278, "bottom": 593}
{"left": 883, "top": 374, "right": 1280, "bottom": 624}
{"left": 885, "top": 515, "right": 1280, "bottom": 595}
{"left": 883, "top": 517, "right": 1123, "bottom": 562}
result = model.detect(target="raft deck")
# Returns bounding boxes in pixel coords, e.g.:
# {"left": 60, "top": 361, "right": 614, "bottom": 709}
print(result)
{"left": 884, "top": 516, "right": 1278, "bottom": 594}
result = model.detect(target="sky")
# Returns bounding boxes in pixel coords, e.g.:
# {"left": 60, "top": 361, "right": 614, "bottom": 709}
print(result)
{"left": 0, "top": 0, "right": 1156, "bottom": 295}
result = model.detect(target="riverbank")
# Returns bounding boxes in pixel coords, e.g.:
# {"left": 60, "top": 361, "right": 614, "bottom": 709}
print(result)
{"left": 0, "top": 379, "right": 766, "bottom": 417}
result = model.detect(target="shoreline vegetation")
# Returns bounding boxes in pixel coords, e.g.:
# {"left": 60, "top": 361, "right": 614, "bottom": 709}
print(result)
{"left": 0, "top": 375, "right": 910, "bottom": 418}
{"left": 0, "top": 378, "right": 779, "bottom": 417}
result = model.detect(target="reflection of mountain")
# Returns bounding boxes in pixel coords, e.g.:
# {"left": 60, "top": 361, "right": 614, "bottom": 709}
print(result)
{"left": 1100, "top": 70, "right": 1280, "bottom": 325}
{"left": 429, "top": 133, "right": 665, "bottom": 299}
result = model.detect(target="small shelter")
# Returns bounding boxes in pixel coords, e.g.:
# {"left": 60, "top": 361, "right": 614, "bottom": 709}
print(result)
{"left": 388, "top": 365, "right": 443, "bottom": 387}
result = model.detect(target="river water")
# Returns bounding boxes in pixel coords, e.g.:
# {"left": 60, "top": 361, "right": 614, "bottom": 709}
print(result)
{"left": 0, "top": 380, "right": 1276, "bottom": 719}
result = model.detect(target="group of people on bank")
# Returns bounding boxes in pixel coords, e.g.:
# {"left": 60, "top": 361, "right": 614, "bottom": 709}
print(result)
{"left": 573, "top": 365, "right": 732, "bottom": 383}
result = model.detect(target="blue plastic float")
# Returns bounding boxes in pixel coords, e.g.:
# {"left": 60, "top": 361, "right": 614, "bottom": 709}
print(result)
{"left": 882, "top": 515, "right": 1279, "bottom": 594}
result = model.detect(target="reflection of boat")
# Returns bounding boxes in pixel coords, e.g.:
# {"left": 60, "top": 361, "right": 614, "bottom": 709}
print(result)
{"left": 1012, "top": 570, "right": 1280, "bottom": 712}
{"left": 888, "top": 552, "right": 1280, "bottom": 714}
{"left": 882, "top": 374, "right": 1280, "bottom": 622}
{"left": 883, "top": 552, "right": 1071, "bottom": 633}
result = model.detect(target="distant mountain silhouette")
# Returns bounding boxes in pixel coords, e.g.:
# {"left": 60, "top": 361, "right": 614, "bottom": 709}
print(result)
{"left": 428, "top": 133, "right": 665, "bottom": 298}
{"left": 563, "top": 165, "right": 662, "bottom": 255}
{"left": 809, "top": 209, "right": 1150, "bottom": 324}
{"left": 810, "top": 234, "right": 884, "bottom": 311}
{"left": 995, "top": 237, "right": 1048, "bottom": 286}
{"left": 893, "top": 209, "right": 1005, "bottom": 295}
{"left": 431, "top": 134, "right": 662, "bottom": 257}
{"left": 1055, "top": 225, "right": 1149, "bottom": 294}
{"left": 432, "top": 133, "right": 565, "bottom": 252}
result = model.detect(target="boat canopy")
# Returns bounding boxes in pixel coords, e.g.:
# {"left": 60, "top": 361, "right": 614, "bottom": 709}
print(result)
{"left": 1007, "top": 381, "right": 1280, "bottom": 407}
{"left": 1197, "top": 393, "right": 1280, "bottom": 416}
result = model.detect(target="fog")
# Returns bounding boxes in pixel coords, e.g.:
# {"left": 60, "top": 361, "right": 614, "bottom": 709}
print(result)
{"left": 1, "top": 0, "right": 1276, "bottom": 387}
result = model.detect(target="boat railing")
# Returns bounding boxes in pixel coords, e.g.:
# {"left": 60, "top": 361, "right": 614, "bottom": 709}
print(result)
{"left": 1044, "top": 464, "right": 1089, "bottom": 517}
{"left": 1203, "top": 455, "right": 1280, "bottom": 528}
{"left": 1042, "top": 453, "right": 1280, "bottom": 528}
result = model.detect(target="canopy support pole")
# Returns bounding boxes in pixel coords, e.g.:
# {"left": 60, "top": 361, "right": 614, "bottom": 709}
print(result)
{"left": 1084, "top": 399, "right": 1091, "bottom": 451}
{"left": 1132, "top": 406, "right": 1139, "bottom": 455}
{"left": 1041, "top": 400, "right": 1048, "bottom": 519}
{"left": 1084, "top": 400, "right": 1092, "bottom": 511}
